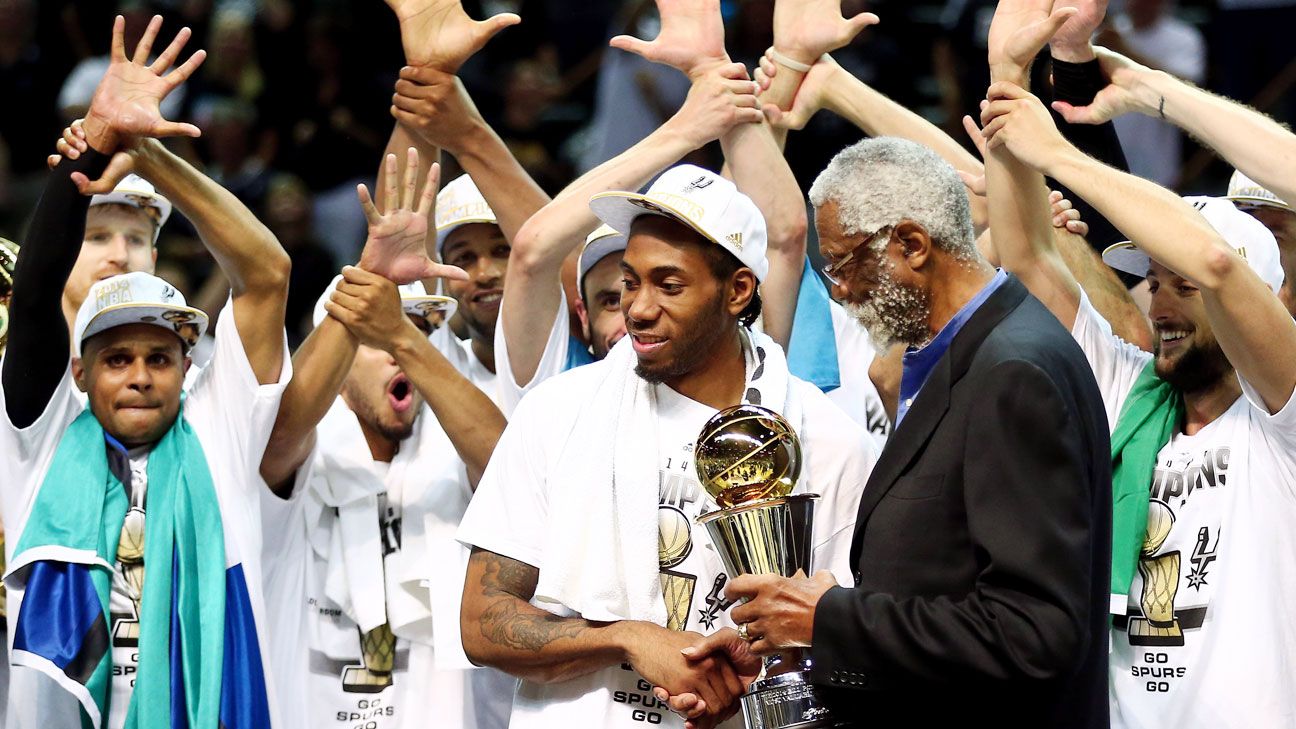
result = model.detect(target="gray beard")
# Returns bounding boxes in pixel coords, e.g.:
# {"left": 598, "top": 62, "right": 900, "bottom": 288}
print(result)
{"left": 843, "top": 268, "right": 932, "bottom": 351}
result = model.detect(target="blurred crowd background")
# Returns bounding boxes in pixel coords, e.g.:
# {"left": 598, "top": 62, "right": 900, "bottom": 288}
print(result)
{"left": 1, "top": 0, "right": 1292, "bottom": 344}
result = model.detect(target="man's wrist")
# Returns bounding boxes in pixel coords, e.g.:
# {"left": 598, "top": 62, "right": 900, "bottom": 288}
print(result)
{"left": 1050, "top": 42, "right": 1097, "bottom": 64}
{"left": 1041, "top": 143, "right": 1090, "bottom": 184}
{"left": 80, "top": 114, "right": 119, "bottom": 155}
{"left": 772, "top": 44, "right": 820, "bottom": 68}
{"left": 685, "top": 56, "right": 733, "bottom": 83}
{"left": 989, "top": 63, "right": 1030, "bottom": 89}
{"left": 390, "top": 323, "right": 430, "bottom": 361}
{"left": 1128, "top": 68, "right": 1171, "bottom": 118}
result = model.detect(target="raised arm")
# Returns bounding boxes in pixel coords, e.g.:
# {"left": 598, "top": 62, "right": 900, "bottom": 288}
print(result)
{"left": 501, "top": 63, "right": 761, "bottom": 385}
{"left": 325, "top": 266, "right": 502, "bottom": 485}
{"left": 757, "top": 53, "right": 990, "bottom": 235}
{"left": 984, "top": 82, "right": 1296, "bottom": 412}
{"left": 980, "top": 0, "right": 1085, "bottom": 330}
{"left": 5, "top": 15, "right": 201, "bottom": 427}
{"left": 260, "top": 152, "right": 466, "bottom": 493}
{"left": 123, "top": 139, "right": 289, "bottom": 384}
{"left": 1052, "top": 46, "right": 1296, "bottom": 207}
{"left": 2, "top": 151, "right": 108, "bottom": 428}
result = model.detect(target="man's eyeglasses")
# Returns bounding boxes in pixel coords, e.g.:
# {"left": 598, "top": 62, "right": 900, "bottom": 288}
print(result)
{"left": 821, "top": 226, "right": 893, "bottom": 286}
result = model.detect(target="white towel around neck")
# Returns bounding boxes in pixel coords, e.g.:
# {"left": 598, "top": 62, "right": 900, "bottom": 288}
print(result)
{"left": 533, "top": 327, "right": 804, "bottom": 625}
{"left": 308, "top": 398, "right": 440, "bottom": 644}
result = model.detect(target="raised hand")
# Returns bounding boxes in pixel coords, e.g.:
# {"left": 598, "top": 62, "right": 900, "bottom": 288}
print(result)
{"left": 772, "top": 0, "right": 879, "bottom": 66}
{"left": 980, "top": 81, "right": 1074, "bottom": 173}
{"left": 324, "top": 266, "right": 421, "bottom": 352}
{"left": 48, "top": 118, "right": 149, "bottom": 196}
{"left": 1050, "top": 46, "right": 1149, "bottom": 124}
{"left": 609, "top": 0, "right": 728, "bottom": 80}
{"left": 356, "top": 149, "right": 468, "bottom": 285}
{"left": 81, "top": 15, "right": 206, "bottom": 154}
{"left": 754, "top": 50, "right": 841, "bottom": 130}
{"left": 1048, "top": 0, "right": 1109, "bottom": 62}
{"left": 666, "top": 62, "right": 764, "bottom": 148}
{"left": 986, "top": 0, "right": 1077, "bottom": 85}
{"left": 1050, "top": 190, "right": 1089, "bottom": 237}
{"left": 390, "top": 66, "right": 487, "bottom": 155}
{"left": 384, "top": 0, "right": 519, "bottom": 73}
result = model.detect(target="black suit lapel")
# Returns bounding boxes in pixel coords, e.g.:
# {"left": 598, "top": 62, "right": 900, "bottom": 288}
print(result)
{"left": 849, "top": 276, "right": 1030, "bottom": 567}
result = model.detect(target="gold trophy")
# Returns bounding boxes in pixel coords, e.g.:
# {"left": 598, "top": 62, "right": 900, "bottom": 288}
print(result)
{"left": 695, "top": 405, "right": 845, "bottom": 729}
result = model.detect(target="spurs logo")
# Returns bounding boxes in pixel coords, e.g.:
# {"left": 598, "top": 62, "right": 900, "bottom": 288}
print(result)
{"left": 683, "top": 176, "right": 714, "bottom": 192}
{"left": 697, "top": 573, "right": 734, "bottom": 630}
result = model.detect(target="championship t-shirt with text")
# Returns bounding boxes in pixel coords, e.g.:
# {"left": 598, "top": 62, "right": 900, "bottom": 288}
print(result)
{"left": 1072, "top": 294, "right": 1296, "bottom": 729}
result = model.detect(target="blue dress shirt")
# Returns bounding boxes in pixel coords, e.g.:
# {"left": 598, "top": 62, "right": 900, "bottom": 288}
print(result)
{"left": 896, "top": 269, "right": 1009, "bottom": 425}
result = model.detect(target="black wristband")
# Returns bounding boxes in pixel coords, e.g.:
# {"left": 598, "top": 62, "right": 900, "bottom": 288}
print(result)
{"left": 1051, "top": 58, "right": 1108, "bottom": 106}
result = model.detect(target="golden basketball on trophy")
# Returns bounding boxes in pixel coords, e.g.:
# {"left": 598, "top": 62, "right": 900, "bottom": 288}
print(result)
{"left": 695, "top": 405, "right": 845, "bottom": 729}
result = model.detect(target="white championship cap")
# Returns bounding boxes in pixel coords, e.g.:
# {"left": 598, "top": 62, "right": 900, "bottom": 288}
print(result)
{"left": 311, "top": 275, "right": 457, "bottom": 332}
{"left": 576, "top": 224, "right": 627, "bottom": 296}
{"left": 74, "top": 271, "right": 208, "bottom": 356}
{"left": 589, "top": 164, "right": 769, "bottom": 282}
{"left": 435, "top": 175, "right": 499, "bottom": 260}
{"left": 1103, "top": 196, "right": 1284, "bottom": 293}
{"left": 1226, "top": 170, "right": 1291, "bottom": 212}
{"left": 90, "top": 174, "right": 173, "bottom": 238}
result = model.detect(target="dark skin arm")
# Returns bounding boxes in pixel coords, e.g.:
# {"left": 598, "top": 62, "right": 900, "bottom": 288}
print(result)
{"left": 461, "top": 547, "right": 746, "bottom": 723}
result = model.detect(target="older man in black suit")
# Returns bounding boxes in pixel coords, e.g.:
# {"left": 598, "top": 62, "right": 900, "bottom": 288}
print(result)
{"left": 663, "top": 96, "right": 1113, "bottom": 729}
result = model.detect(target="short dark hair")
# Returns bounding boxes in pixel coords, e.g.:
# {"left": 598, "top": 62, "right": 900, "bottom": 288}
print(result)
{"left": 696, "top": 239, "right": 762, "bottom": 328}
{"left": 628, "top": 216, "right": 762, "bottom": 327}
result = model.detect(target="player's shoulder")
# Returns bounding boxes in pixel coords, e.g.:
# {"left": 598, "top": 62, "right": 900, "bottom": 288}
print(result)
{"left": 511, "top": 357, "right": 616, "bottom": 421}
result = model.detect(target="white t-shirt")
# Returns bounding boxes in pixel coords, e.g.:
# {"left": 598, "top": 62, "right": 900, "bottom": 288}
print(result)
{"left": 260, "top": 401, "right": 513, "bottom": 729}
{"left": 827, "top": 301, "right": 892, "bottom": 447}
{"left": 457, "top": 359, "right": 877, "bottom": 729}
{"left": 1, "top": 300, "right": 291, "bottom": 729}
{"left": 493, "top": 290, "right": 579, "bottom": 416}
{"left": 1071, "top": 294, "right": 1296, "bottom": 729}
{"left": 431, "top": 326, "right": 499, "bottom": 406}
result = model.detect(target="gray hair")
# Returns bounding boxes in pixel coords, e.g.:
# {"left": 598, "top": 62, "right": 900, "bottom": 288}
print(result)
{"left": 809, "top": 138, "right": 977, "bottom": 260}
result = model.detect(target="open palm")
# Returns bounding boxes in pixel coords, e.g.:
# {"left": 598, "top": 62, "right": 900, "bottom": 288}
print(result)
{"left": 986, "top": 0, "right": 1077, "bottom": 79}
{"left": 384, "top": 0, "right": 519, "bottom": 72}
{"left": 85, "top": 15, "right": 205, "bottom": 148}
{"left": 773, "top": 0, "right": 879, "bottom": 63}
{"left": 357, "top": 151, "right": 467, "bottom": 285}
{"left": 610, "top": 0, "right": 727, "bottom": 78}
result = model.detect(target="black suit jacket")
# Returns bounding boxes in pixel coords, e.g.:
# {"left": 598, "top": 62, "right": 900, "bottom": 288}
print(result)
{"left": 810, "top": 276, "right": 1112, "bottom": 728}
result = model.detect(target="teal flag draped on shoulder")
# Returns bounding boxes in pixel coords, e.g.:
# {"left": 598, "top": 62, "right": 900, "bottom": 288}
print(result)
{"left": 8, "top": 404, "right": 227, "bottom": 728}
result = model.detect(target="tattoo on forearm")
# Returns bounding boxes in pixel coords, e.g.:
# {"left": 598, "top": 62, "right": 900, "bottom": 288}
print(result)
{"left": 480, "top": 597, "right": 588, "bottom": 652}
{"left": 473, "top": 549, "right": 588, "bottom": 652}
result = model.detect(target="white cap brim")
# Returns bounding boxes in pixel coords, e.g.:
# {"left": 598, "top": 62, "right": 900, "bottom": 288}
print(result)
{"left": 1101, "top": 241, "right": 1152, "bottom": 279}
{"left": 401, "top": 294, "right": 456, "bottom": 326}
{"left": 77, "top": 301, "right": 208, "bottom": 356}
{"left": 435, "top": 217, "right": 499, "bottom": 258}
{"left": 577, "top": 230, "right": 628, "bottom": 295}
{"left": 1227, "top": 194, "right": 1292, "bottom": 212}
{"left": 589, "top": 191, "right": 717, "bottom": 247}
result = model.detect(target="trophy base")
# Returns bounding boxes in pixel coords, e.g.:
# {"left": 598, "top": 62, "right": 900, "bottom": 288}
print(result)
{"left": 740, "top": 670, "right": 848, "bottom": 729}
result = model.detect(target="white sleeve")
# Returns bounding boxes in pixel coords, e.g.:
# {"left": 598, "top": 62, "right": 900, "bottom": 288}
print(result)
{"left": 456, "top": 392, "right": 553, "bottom": 568}
{"left": 1240, "top": 377, "right": 1296, "bottom": 496}
{"left": 1070, "top": 291, "right": 1152, "bottom": 429}
{"left": 0, "top": 362, "right": 82, "bottom": 548}
{"left": 494, "top": 290, "right": 571, "bottom": 416}
{"left": 798, "top": 384, "right": 878, "bottom": 586}
{"left": 183, "top": 299, "right": 292, "bottom": 493}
